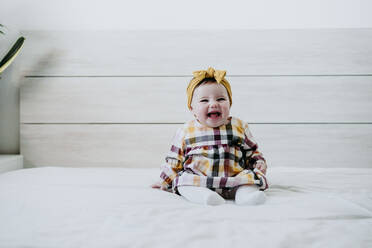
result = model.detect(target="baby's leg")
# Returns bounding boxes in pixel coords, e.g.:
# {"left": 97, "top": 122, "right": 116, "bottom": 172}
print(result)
{"left": 177, "top": 186, "right": 225, "bottom": 206}
{"left": 235, "top": 185, "right": 266, "bottom": 205}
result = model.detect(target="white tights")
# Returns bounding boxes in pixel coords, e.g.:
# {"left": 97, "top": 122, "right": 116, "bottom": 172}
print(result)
{"left": 177, "top": 185, "right": 266, "bottom": 206}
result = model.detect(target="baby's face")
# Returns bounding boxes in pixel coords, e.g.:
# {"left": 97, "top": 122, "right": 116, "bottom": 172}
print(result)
{"left": 190, "top": 82, "right": 231, "bottom": 128}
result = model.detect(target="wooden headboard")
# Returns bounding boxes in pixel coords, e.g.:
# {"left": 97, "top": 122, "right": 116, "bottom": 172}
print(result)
{"left": 20, "top": 29, "right": 372, "bottom": 168}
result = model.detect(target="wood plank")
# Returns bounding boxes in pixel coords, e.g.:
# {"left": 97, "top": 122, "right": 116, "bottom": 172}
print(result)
{"left": 21, "top": 76, "right": 372, "bottom": 123}
{"left": 19, "top": 29, "right": 372, "bottom": 76}
{"left": 20, "top": 124, "right": 372, "bottom": 168}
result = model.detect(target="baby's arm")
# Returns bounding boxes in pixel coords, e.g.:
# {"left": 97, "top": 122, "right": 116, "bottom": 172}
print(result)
{"left": 244, "top": 124, "right": 267, "bottom": 174}
{"left": 159, "top": 157, "right": 184, "bottom": 191}
{"left": 153, "top": 127, "right": 186, "bottom": 191}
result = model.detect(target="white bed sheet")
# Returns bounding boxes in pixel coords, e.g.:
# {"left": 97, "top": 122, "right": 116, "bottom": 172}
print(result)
{"left": 0, "top": 167, "right": 371, "bottom": 248}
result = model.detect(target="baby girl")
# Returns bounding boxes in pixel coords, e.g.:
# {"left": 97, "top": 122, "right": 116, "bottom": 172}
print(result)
{"left": 152, "top": 67, "right": 268, "bottom": 205}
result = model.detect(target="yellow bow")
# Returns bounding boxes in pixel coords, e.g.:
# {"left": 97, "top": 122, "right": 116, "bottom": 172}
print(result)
{"left": 192, "top": 67, "right": 227, "bottom": 84}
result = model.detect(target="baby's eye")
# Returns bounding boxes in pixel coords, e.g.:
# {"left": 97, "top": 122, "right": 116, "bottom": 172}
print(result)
{"left": 217, "top": 98, "right": 226, "bottom": 101}
{"left": 200, "top": 99, "right": 208, "bottom": 103}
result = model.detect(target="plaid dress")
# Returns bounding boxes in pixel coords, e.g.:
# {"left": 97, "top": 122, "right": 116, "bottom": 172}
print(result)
{"left": 159, "top": 117, "right": 268, "bottom": 196}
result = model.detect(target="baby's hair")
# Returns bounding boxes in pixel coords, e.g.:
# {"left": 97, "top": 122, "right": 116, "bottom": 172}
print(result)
{"left": 194, "top": 78, "right": 217, "bottom": 88}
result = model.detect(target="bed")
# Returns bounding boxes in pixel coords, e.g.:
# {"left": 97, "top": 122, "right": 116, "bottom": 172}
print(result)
{"left": 1, "top": 29, "right": 372, "bottom": 247}
{"left": 1, "top": 167, "right": 371, "bottom": 247}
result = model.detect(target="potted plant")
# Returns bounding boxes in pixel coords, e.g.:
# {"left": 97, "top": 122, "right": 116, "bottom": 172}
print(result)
{"left": 0, "top": 24, "right": 25, "bottom": 74}
{"left": 0, "top": 24, "right": 25, "bottom": 154}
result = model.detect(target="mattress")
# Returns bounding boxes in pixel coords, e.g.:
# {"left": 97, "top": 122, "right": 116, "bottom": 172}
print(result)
{"left": 0, "top": 167, "right": 371, "bottom": 248}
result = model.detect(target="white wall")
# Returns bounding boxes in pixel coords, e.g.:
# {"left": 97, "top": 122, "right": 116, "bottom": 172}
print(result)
{"left": 1, "top": 0, "right": 371, "bottom": 154}
{"left": 1, "top": 0, "right": 372, "bottom": 31}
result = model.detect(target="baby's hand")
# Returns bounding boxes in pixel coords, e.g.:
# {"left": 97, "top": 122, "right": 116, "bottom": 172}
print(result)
{"left": 151, "top": 181, "right": 161, "bottom": 189}
{"left": 254, "top": 161, "right": 267, "bottom": 174}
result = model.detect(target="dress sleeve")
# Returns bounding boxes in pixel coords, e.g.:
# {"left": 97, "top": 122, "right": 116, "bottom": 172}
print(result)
{"left": 159, "top": 127, "right": 186, "bottom": 191}
{"left": 243, "top": 123, "right": 267, "bottom": 170}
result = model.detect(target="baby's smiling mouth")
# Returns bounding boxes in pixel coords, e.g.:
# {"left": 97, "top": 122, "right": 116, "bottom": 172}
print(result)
{"left": 207, "top": 111, "right": 221, "bottom": 118}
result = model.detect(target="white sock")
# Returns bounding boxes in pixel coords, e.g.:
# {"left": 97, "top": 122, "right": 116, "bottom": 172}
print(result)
{"left": 177, "top": 186, "right": 226, "bottom": 206}
{"left": 235, "top": 185, "right": 266, "bottom": 205}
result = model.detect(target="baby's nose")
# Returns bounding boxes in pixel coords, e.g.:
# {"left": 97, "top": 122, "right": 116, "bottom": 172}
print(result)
{"left": 209, "top": 100, "right": 218, "bottom": 107}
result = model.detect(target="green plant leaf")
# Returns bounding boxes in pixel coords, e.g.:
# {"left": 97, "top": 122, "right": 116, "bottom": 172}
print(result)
{"left": 0, "top": 37, "right": 25, "bottom": 68}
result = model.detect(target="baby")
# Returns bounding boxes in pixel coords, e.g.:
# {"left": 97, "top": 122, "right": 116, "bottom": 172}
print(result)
{"left": 152, "top": 67, "right": 268, "bottom": 206}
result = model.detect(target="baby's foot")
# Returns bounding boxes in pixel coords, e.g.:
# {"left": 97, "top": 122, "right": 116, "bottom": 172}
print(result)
{"left": 205, "top": 192, "right": 226, "bottom": 206}
{"left": 177, "top": 186, "right": 225, "bottom": 206}
{"left": 235, "top": 190, "right": 266, "bottom": 205}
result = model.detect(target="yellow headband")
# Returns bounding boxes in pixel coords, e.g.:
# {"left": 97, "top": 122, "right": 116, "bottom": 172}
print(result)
{"left": 187, "top": 67, "right": 232, "bottom": 109}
